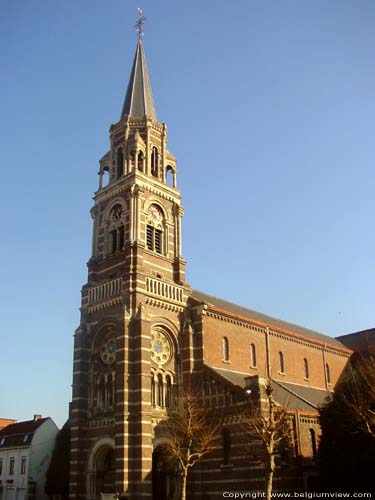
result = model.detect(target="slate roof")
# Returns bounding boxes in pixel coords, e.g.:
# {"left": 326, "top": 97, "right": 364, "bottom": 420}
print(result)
{"left": 212, "top": 367, "right": 331, "bottom": 412}
{"left": 0, "top": 418, "right": 48, "bottom": 448}
{"left": 336, "top": 328, "right": 375, "bottom": 351}
{"left": 271, "top": 380, "right": 331, "bottom": 411}
{"left": 121, "top": 40, "right": 157, "bottom": 120}
{"left": 191, "top": 290, "right": 348, "bottom": 350}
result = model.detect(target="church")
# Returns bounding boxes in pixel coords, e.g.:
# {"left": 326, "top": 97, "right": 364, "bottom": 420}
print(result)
{"left": 69, "top": 18, "right": 352, "bottom": 500}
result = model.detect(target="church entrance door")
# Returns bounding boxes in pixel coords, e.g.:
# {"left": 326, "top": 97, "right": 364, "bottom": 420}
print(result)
{"left": 93, "top": 446, "right": 115, "bottom": 498}
{"left": 152, "top": 446, "right": 177, "bottom": 500}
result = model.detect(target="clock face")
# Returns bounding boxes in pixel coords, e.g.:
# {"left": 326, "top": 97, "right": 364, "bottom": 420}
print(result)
{"left": 100, "top": 339, "right": 116, "bottom": 365}
{"left": 111, "top": 205, "right": 123, "bottom": 222}
{"left": 149, "top": 205, "right": 162, "bottom": 225}
{"left": 151, "top": 331, "right": 171, "bottom": 365}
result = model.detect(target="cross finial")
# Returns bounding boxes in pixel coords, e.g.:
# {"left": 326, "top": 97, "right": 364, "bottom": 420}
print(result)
{"left": 134, "top": 7, "right": 146, "bottom": 40}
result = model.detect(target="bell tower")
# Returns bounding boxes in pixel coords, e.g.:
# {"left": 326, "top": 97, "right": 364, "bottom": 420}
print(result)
{"left": 70, "top": 13, "right": 190, "bottom": 500}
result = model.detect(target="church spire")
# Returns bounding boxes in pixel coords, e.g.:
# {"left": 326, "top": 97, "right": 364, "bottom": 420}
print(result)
{"left": 120, "top": 10, "right": 157, "bottom": 120}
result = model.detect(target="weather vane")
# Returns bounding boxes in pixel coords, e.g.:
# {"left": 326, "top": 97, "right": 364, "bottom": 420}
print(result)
{"left": 134, "top": 7, "right": 146, "bottom": 39}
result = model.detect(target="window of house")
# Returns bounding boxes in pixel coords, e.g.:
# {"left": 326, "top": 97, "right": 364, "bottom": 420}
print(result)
{"left": 21, "top": 457, "right": 26, "bottom": 475}
{"left": 9, "top": 457, "right": 15, "bottom": 475}
{"left": 146, "top": 205, "right": 164, "bottom": 254}
{"left": 326, "top": 363, "right": 331, "bottom": 385}
{"left": 279, "top": 351, "right": 285, "bottom": 374}
{"left": 0, "top": 458, "right": 3, "bottom": 476}
{"left": 304, "top": 358, "right": 309, "bottom": 379}
{"left": 222, "top": 337, "right": 229, "bottom": 362}
{"left": 250, "top": 343, "right": 257, "bottom": 368}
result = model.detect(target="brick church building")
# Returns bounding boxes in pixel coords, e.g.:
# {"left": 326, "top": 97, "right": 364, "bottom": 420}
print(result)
{"left": 69, "top": 28, "right": 351, "bottom": 500}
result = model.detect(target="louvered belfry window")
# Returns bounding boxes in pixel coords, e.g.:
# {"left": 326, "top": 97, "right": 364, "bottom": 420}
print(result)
{"left": 146, "top": 204, "right": 164, "bottom": 254}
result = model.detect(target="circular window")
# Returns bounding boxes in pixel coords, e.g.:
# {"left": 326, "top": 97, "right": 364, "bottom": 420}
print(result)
{"left": 100, "top": 339, "right": 116, "bottom": 365}
{"left": 151, "top": 330, "right": 172, "bottom": 365}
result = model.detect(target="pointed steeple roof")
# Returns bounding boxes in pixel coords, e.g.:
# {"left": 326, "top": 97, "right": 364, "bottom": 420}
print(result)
{"left": 121, "top": 40, "right": 157, "bottom": 120}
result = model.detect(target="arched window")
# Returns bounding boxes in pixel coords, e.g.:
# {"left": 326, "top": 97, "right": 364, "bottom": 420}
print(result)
{"left": 279, "top": 351, "right": 285, "bottom": 374}
{"left": 151, "top": 376, "right": 156, "bottom": 407}
{"left": 138, "top": 151, "right": 144, "bottom": 172}
{"left": 304, "top": 358, "right": 309, "bottom": 379}
{"left": 222, "top": 428, "right": 231, "bottom": 465}
{"left": 108, "top": 204, "right": 125, "bottom": 254}
{"left": 166, "top": 165, "right": 176, "bottom": 187}
{"left": 222, "top": 337, "right": 229, "bottom": 362}
{"left": 250, "top": 343, "right": 257, "bottom": 368}
{"left": 116, "top": 148, "right": 123, "bottom": 178}
{"left": 146, "top": 205, "right": 164, "bottom": 254}
{"left": 99, "top": 375, "right": 106, "bottom": 408}
{"left": 157, "top": 374, "right": 163, "bottom": 407}
{"left": 100, "top": 166, "right": 110, "bottom": 189}
{"left": 165, "top": 375, "right": 172, "bottom": 408}
{"left": 151, "top": 147, "right": 158, "bottom": 177}
{"left": 309, "top": 428, "right": 317, "bottom": 461}
{"left": 107, "top": 373, "right": 114, "bottom": 407}
{"left": 326, "top": 363, "right": 331, "bottom": 385}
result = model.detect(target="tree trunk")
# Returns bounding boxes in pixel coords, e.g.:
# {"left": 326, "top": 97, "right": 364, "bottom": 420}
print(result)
{"left": 265, "top": 454, "right": 275, "bottom": 500}
{"left": 180, "top": 468, "right": 188, "bottom": 500}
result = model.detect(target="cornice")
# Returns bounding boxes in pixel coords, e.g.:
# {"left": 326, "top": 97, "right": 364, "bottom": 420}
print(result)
{"left": 205, "top": 305, "right": 351, "bottom": 356}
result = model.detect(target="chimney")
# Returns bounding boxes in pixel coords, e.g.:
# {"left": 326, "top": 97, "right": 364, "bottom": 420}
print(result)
{"left": 33, "top": 414, "right": 42, "bottom": 421}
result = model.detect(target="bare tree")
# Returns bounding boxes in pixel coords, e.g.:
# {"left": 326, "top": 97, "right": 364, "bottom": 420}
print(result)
{"left": 337, "top": 351, "right": 375, "bottom": 438}
{"left": 160, "top": 389, "right": 221, "bottom": 500}
{"left": 242, "top": 382, "right": 292, "bottom": 500}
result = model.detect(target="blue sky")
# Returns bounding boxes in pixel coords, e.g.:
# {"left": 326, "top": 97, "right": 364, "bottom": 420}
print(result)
{"left": 1, "top": 0, "right": 374, "bottom": 427}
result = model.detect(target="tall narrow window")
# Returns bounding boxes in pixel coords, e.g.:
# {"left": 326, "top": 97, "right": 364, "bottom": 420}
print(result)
{"left": 99, "top": 375, "right": 106, "bottom": 408}
{"left": 151, "top": 147, "right": 158, "bottom": 177}
{"left": 138, "top": 151, "right": 144, "bottom": 172}
{"left": 154, "top": 229, "right": 162, "bottom": 254}
{"left": 9, "top": 457, "right": 15, "bottom": 475}
{"left": 118, "top": 225, "right": 125, "bottom": 250}
{"left": 21, "top": 457, "right": 26, "bottom": 475}
{"left": 326, "top": 363, "right": 331, "bottom": 385}
{"left": 304, "top": 358, "right": 309, "bottom": 379}
{"left": 116, "top": 148, "right": 123, "bottom": 178}
{"left": 222, "top": 428, "right": 231, "bottom": 465}
{"left": 165, "top": 375, "right": 172, "bottom": 408}
{"left": 279, "top": 351, "right": 285, "bottom": 373}
{"left": 110, "top": 229, "right": 117, "bottom": 254}
{"left": 151, "top": 377, "right": 155, "bottom": 407}
{"left": 107, "top": 374, "right": 114, "bottom": 407}
{"left": 0, "top": 458, "right": 3, "bottom": 476}
{"left": 222, "top": 337, "right": 229, "bottom": 362}
{"left": 157, "top": 374, "right": 163, "bottom": 407}
{"left": 250, "top": 343, "right": 257, "bottom": 368}
{"left": 146, "top": 225, "right": 153, "bottom": 250}
{"left": 166, "top": 165, "right": 175, "bottom": 187}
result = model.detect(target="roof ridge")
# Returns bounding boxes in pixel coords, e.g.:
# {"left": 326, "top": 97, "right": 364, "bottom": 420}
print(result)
{"left": 191, "top": 289, "right": 348, "bottom": 350}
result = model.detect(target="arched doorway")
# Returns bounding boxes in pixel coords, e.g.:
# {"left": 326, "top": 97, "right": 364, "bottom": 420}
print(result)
{"left": 93, "top": 446, "right": 115, "bottom": 497}
{"left": 152, "top": 445, "right": 177, "bottom": 500}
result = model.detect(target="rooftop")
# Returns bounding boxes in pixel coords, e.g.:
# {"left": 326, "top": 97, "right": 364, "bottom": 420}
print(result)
{"left": 0, "top": 416, "right": 48, "bottom": 448}
{"left": 192, "top": 289, "right": 349, "bottom": 350}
